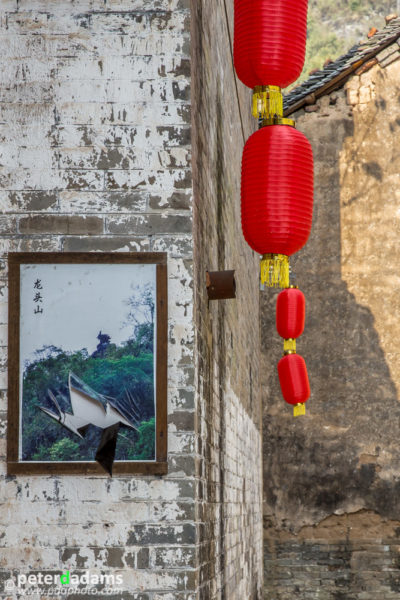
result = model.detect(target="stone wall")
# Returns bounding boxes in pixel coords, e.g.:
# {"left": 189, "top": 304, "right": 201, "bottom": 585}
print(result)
{"left": 262, "top": 42, "right": 400, "bottom": 599}
{"left": 0, "top": 1, "right": 196, "bottom": 598}
{"left": 191, "top": 1, "right": 263, "bottom": 599}
{"left": 0, "top": 1, "right": 264, "bottom": 598}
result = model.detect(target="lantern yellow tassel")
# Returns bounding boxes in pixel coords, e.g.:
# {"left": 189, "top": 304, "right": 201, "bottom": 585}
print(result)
{"left": 293, "top": 403, "right": 306, "bottom": 418}
{"left": 252, "top": 85, "right": 283, "bottom": 119}
{"left": 260, "top": 254, "right": 290, "bottom": 289}
{"left": 283, "top": 338, "right": 296, "bottom": 352}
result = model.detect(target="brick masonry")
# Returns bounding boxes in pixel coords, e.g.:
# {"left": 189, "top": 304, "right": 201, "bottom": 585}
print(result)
{"left": 0, "top": 0, "right": 263, "bottom": 598}
{"left": 0, "top": 1, "right": 196, "bottom": 598}
{"left": 262, "top": 41, "right": 400, "bottom": 599}
{"left": 191, "top": 1, "right": 263, "bottom": 598}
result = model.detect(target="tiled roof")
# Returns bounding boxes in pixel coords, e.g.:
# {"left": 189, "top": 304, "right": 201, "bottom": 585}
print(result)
{"left": 284, "top": 16, "right": 400, "bottom": 116}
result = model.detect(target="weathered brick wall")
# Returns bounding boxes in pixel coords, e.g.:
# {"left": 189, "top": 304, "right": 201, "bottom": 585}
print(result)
{"left": 0, "top": 1, "right": 264, "bottom": 597}
{"left": 0, "top": 1, "right": 196, "bottom": 598}
{"left": 191, "top": 1, "right": 263, "bottom": 599}
{"left": 262, "top": 43, "right": 400, "bottom": 599}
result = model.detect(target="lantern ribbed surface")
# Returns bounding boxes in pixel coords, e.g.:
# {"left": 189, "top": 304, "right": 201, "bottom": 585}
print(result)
{"left": 241, "top": 125, "right": 314, "bottom": 256}
{"left": 234, "top": 0, "right": 308, "bottom": 89}
{"left": 277, "top": 354, "right": 310, "bottom": 405}
{"left": 276, "top": 288, "right": 305, "bottom": 340}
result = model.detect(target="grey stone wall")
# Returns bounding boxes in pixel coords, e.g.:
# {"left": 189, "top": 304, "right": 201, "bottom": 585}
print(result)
{"left": 191, "top": 1, "right": 263, "bottom": 599}
{"left": 0, "top": 1, "right": 196, "bottom": 598}
{"left": 262, "top": 43, "right": 400, "bottom": 599}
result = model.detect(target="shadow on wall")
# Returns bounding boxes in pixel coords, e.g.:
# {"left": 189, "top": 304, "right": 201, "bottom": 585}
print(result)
{"left": 261, "top": 107, "right": 400, "bottom": 536}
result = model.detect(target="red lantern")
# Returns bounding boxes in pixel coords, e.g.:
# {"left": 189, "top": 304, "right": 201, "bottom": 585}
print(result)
{"left": 277, "top": 353, "right": 310, "bottom": 405}
{"left": 276, "top": 288, "right": 305, "bottom": 340}
{"left": 241, "top": 124, "right": 314, "bottom": 286}
{"left": 234, "top": 0, "right": 308, "bottom": 90}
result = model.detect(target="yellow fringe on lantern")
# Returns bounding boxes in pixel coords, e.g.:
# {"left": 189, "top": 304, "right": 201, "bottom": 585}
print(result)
{"left": 284, "top": 338, "right": 296, "bottom": 352}
{"left": 293, "top": 403, "right": 306, "bottom": 418}
{"left": 262, "top": 116, "right": 296, "bottom": 128}
{"left": 252, "top": 85, "right": 283, "bottom": 120}
{"left": 260, "top": 254, "right": 290, "bottom": 289}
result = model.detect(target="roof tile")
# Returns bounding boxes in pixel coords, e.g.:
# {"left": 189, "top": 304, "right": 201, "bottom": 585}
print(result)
{"left": 284, "top": 17, "right": 400, "bottom": 115}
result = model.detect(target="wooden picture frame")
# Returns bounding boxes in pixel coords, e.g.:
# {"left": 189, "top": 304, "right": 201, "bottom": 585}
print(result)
{"left": 7, "top": 252, "right": 168, "bottom": 476}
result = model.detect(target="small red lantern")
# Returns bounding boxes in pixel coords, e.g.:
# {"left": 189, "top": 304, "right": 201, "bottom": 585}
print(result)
{"left": 241, "top": 124, "right": 314, "bottom": 287}
{"left": 276, "top": 288, "right": 305, "bottom": 340}
{"left": 277, "top": 353, "right": 310, "bottom": 406}
{"left": 234, "top": 0, "right": 308, "bottom": 90}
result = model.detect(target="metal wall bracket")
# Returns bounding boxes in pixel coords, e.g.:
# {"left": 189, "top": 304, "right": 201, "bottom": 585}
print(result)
{"left": 206, "top": 270, "right": 236, "bottom": 300}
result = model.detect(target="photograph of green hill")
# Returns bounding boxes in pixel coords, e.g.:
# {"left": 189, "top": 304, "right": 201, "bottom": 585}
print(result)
{"left": 19, "top": 263, "right": 157, "bottom": 463}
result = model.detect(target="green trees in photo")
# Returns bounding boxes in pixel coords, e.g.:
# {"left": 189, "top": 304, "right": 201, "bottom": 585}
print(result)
{"left": 22, "top": 306, "right": 156, "bottom": 462}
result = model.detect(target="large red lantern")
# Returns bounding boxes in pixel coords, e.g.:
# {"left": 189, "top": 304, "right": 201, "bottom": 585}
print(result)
{"left": 234, "top": 0, "right": 308, "bottom": 90}
{"left": 276, "top": 288, "right": 305, "bottom": 341}
{"left": 277, "top": 353, "right": 310, "bottom": 406}
{"left": 241, "top": 124, "right": 314, "bottom": 287}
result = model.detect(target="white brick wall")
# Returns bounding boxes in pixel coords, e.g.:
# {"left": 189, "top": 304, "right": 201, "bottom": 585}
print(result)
{"left": 0, "top": 1, "right": 195, "bottom": 598}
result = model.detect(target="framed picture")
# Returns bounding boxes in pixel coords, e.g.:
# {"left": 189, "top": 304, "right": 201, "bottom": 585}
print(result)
{"left": 7, "top": 252, "right": 167, "bottom": 476}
